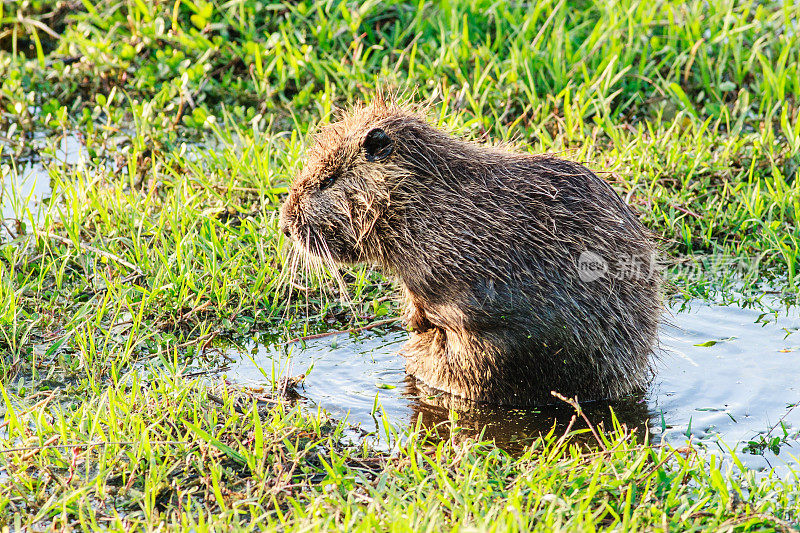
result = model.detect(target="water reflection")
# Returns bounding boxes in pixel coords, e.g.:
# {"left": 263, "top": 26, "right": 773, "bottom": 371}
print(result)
{"left": 226, "top": 299, "right": 800, "bottom": 472}
{"left": 402, "top": 376, "right": 652, "bottom": 451}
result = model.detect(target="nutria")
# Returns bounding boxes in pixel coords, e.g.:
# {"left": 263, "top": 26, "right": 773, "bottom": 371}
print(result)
{"left": 279, "top": 97, "right": 662, "bottom": 406}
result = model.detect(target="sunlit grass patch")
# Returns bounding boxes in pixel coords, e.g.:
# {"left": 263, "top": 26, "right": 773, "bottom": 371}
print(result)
{"left": 0, "top": 374, "right": 797, "bottom": 530}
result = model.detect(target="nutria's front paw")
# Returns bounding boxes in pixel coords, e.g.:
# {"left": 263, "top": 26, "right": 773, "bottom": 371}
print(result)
{"left": 405, "top": 306, "right": 433, "bottom": 333}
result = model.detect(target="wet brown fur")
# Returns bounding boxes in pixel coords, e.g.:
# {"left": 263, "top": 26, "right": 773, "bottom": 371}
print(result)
{"left": 279, "top": 97, "right": 662, "bottom": 406}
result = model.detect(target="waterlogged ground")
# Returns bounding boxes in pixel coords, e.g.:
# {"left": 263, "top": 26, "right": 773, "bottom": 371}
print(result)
{"left": 226, "top": 299, "right": 800, "bottom": 473}
{"left": 1, "top": 134, "right": 82, "bottom": 222}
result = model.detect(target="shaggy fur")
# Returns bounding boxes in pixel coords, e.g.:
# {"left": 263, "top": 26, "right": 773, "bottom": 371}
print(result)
{"left": 279, "top": 98, "right": 662, "bottom": 406}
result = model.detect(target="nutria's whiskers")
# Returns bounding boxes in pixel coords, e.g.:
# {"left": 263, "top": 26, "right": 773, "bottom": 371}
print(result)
{"left": 318, "top": 236, "right": 351, "bottom": 305}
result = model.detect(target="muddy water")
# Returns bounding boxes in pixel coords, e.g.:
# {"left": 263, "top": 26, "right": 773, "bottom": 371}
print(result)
{"left": 227, "top": 300, "right": 800, "bottom": 472}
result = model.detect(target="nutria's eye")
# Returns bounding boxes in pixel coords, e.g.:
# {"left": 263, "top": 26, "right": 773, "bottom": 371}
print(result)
{"left": 363, "top": 128, "right": 394, "bottom": 162}
{"left": 319, "top": 174, "right": 337, "bottom": 190}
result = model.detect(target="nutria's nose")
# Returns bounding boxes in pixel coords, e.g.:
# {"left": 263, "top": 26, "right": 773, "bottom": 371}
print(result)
{"left": 279, "top": 213, "right": 292, "bottom": 239}
{"left": 279, "top": 198, "right": 294, "bottom": 239}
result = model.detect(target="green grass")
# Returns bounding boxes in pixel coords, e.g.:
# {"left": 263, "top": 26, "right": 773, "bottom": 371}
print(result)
{"left": 1, "top": 0, "right": 800, "bottom": 529}
{"left": 1, "top": 373, "right": 798, "bottom": 530}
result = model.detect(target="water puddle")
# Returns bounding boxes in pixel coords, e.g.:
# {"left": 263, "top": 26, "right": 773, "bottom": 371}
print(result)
{"left": 1, "top": 134, "right": 83, "bottom": 223}
{"left": 226, "top": 300, "right": 800, "bottom": 473}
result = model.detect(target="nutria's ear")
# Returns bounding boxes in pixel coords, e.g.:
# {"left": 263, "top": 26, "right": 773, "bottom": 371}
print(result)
{"left": 363, "top": 128, "right": 394, "bottom": 162}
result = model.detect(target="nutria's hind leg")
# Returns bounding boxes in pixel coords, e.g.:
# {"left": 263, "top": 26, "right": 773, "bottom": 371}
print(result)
{"left": 593, "top": 345, "right": 653, "bottom": 400}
